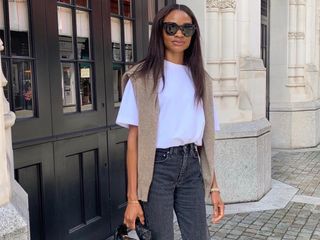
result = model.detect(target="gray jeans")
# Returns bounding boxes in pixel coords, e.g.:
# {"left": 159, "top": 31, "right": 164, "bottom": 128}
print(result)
{"left": 141, "top": 143, "right": 210, "bottom": 240}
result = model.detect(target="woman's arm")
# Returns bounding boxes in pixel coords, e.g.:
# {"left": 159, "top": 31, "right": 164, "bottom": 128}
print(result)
{"left": 123, "top": 125, "right": 144, "bottom": 229}
{"left": 126, "top": 125, "right": 139, "bottom": 201}
{"left": 211, "top": 170, "right": 224, "bottom": 223}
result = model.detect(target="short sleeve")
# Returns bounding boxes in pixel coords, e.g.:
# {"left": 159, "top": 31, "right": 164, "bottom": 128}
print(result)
{"left": 116, "top": 79, "right": 139, "bottom": 128}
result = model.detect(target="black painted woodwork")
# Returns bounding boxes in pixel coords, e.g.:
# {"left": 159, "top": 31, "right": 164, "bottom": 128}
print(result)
{"left": 5, "top": 0, "right": 176, "bottom": 239}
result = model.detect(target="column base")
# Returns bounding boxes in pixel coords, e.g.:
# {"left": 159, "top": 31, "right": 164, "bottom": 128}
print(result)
{"left": 0, "top": 181, "right": 29, "bottom": 240}
{"left": 214, "top": 118, "right": 272, "bottom": 203}
{"left": 270, "top": 100, "right": 320, "bottom": 149}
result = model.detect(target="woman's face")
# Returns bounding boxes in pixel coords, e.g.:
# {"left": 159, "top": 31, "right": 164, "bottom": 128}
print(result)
{"left": 162, "top": 10, "right": 193, "bottom": 56}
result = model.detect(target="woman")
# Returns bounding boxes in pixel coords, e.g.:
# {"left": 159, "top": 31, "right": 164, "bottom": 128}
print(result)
{"left": 116, "top": 4, "right": 224, "bottom": 240}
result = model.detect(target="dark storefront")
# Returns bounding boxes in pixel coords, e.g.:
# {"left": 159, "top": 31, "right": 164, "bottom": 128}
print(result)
{"left": 0, "top": 0, "right": 174, "bottom": 239}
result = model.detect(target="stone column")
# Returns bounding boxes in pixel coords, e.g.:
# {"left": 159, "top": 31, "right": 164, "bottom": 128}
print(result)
{"left": 0, "top": 39, "right": 30, "bottom": 239}
{"left": 270, "top": 0, "right": 320, "bottom": 148}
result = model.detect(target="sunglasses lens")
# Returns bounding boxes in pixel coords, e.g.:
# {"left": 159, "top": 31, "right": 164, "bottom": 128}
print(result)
{"left": 165, "top": 23, "right": 178, "bottom": 36}
{"left": 182, "top": 24, "right": 196, "bottom": 37}
{"left": 163, "top": 23, "right": 196, "bottom": 37}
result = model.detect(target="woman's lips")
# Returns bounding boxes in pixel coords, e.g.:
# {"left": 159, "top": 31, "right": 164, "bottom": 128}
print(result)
{"left": 172, "top": 40, "right": 185, "bottom": 46}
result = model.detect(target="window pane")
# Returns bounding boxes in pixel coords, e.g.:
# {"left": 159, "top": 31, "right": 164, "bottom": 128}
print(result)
{"left": 148, "top": 0, "right": 155, "bottom": 23}
{"left": 111, "top": 0, "right": 119, "bottom": 15}
{"left": 61, "top": 62, "right": 77, "bottom": 113}
{"left": 76, "top": 0, "right": 88, "bottom": 8}
{"left": 1, "top": 60, "right": 9, "bottom": 100}
{"left": 57, "top": 0, "right": 71, "bottom": 4}
{"left": 0, "top": 0, "right": 4, "bottom": 49}
{"left": 58, "top": 7, "right": 74, "bottom": 59}
{"left": 76, "top": 10, "right": 90, "bottom": 60}
{"left": 12, "top": 61, "right": 34, "bottom": 118}
{"left": 123, "top": 0, "right": 132, "bottom": 18}
{"left": 79, "top": 63, "right": 93, "bottom": 111}
{"left": 9, "top": 0, "right": 30, "bottom": 56}
{"left": 124, "top": 20, "right": 133, "bottom": 62}
{"left": 112, "top": 64, "right": 123, "bottom": 104}
{"left": 158, "top": 0, "right": 165, "bottom": 10}
{"left": 111, "top": 17, "right": 122, "bottom": 62}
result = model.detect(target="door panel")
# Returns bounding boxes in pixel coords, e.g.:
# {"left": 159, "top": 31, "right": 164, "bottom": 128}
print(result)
{"left": 14, "top": 143, "right": 55, "bottom": 240}
{"left": 107, "top": 127, "right": 128, "bottom": 230}
{"left": 54, "top": 133, "right": 110, "bottom": 240}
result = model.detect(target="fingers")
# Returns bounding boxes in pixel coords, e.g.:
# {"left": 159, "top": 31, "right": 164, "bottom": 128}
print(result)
{"left": 138, "top": 211, "right": 145, "bottom": 225}
{"left": 123, "top": 204, "right": 145, "bottom": 230}
{"left": 212, "top": 203, "right": 225, "bottom": 224}
{"left": 124, "top": 216, "right": 136, "bottom": 230}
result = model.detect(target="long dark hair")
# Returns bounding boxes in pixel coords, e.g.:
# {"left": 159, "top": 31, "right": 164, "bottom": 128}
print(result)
{"left": 135, "top": 4, "right": 205, "bottom": 103}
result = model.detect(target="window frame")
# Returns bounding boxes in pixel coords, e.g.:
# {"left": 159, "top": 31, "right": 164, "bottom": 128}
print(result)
{"left": 0, "top": 0, "right": 53, "bottom": 143}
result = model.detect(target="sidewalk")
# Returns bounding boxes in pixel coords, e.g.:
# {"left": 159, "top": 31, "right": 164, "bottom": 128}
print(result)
{"left": 172, "top": 150, "right": 320, "bottom": 240}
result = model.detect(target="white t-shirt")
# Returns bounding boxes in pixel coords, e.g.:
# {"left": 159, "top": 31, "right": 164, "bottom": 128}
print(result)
{"left": 116, "top": 60, "right": 220, "bottom": 148}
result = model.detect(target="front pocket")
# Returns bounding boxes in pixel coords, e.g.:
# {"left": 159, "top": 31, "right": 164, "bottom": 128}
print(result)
{"left": 155, "top": 150, "right": 171, "bottom": 163}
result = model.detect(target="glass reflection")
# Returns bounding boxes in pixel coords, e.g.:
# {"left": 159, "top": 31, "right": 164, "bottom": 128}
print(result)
{"left": 80, "top": 63, "right": 93, "bottom": 111}
{"left": 57, "top": 0, "right": 71, "bottom": 4}
{"left": 123, "top": 0, "right": 132, "bottom": 17}
{"left": 12, "top": 61, "right": 33, "bottom": 118}
{"left": 76, "top": 10, "right": 90, "bottom": 60}
{"left": 148, "top": 0, "right": 156, "bottom": 23}
{"left": 111, "top": 0, "right": 119, "bottom": 15}
{"left": 61, "top": 63, "right": 77, "bottom": 113}
{"left": 9, "top": 0, "right": 30, "bottom": 56}
{"left": 111, "top": 17, "right": 122, "bottom": 62}
{"left": 58, "top": 7, "right": 74, "bottom": 59}
{"left": 124, "top": 20, "right": 133, "bottom": 62}
{"left": 0, "top": 0, "right": 4, "bottom": 49}
{"left": 76, "top": 0, "right": 88, "bottom": 7}
{"left": 113, "top": 64, "right": 122, "bottom": 104}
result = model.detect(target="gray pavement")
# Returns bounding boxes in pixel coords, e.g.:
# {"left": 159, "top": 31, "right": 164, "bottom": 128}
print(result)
{"left": 172, "top": 150, "right": 320, "bottom": 240}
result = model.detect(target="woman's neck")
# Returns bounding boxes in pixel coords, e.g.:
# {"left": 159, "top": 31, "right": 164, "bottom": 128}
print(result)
{"left": 165, "top": 52, "right": 184, "bottom": 65}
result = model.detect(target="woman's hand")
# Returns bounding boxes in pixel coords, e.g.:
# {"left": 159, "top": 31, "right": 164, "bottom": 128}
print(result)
{"left": 211, "top": 191, "right": 224, "bottom": 224}
{"left": 123, "top": 202, "right": 145, "bottom": 230}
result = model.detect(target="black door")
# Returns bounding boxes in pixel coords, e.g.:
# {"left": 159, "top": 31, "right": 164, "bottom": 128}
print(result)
{"left": 1, "top": 0, "right": 175, "bottom": 239}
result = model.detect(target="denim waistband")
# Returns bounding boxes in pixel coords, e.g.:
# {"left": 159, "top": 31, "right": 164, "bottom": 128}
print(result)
{"left": 156, "top": 143, "right": 198, "bottom": 155}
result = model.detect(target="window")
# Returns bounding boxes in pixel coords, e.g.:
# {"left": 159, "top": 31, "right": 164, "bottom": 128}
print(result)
{"left": 110, "top": 0, "right": 135, "bottom": 106}
{"left": 57, "top": 0, "right": 95, "bottom": 113}
{"left": 148, "top": 0, "right": 165, "bottom": 36}
{"left": 0, "top": 0, "right": 35, "bottom": 118}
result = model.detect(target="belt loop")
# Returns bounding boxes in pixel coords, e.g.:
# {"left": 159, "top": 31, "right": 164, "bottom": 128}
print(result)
{"left": 169, "top": 146, "right": 174, "bottom": 155}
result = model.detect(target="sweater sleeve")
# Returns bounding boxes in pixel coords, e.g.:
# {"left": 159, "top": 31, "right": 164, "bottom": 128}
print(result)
{"left": 116, "top": 79, "right": 139, "bottom": 128}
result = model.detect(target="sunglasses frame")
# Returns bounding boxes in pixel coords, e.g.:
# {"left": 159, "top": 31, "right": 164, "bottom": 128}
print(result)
{"left": 162, "top": 22, "right": 196, "bottom": 37}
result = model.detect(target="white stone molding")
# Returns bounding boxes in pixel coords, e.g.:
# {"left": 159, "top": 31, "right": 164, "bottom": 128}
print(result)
{"left": 289, "top": 0, "right": 306, "bottom": 5}
{"left": 0, "top": 38, "right": 10, "bottom": 206}
{"left": 287, "top": 0, "right": 310, "bottom": 101}
{"left": 288, "top": 32, "right": 305, "bottom": 39}
{"left": 206, "top": 0, "right": 236, "bottom": 11}
{"left": 219, "top": 0, "right": 236, "bottom": 9}
{"left": 206, "top": 0, "right": 220, "bottom": 9}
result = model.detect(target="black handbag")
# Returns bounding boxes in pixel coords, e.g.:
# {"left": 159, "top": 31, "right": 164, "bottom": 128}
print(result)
{"left": 114, "top": 223, "right": 135, "bottom": 240}
{"left": 135, "top": 219, "right": 152, "bottom": 240}
{"left": 114, "top": 219, "right": 152, "bottom": 240}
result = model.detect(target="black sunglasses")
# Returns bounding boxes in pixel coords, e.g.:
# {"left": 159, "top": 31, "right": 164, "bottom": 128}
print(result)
{"left": 163, "top": 22, "right": 196, "bottom": 37}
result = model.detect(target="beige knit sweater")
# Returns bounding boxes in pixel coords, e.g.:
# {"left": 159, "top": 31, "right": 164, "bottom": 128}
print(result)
{"left": 122, "top": 65, "right": 215, "bottom": 202}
